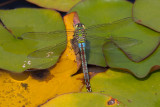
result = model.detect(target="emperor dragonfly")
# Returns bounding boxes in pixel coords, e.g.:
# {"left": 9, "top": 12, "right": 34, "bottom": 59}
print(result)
{"left": 21, "top": 17, "right": 142, "bottom": 92}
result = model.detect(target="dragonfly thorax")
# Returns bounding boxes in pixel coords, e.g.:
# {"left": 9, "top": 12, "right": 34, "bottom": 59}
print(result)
{"left": 74, "top": 23, "right": 86, "bottom": 43}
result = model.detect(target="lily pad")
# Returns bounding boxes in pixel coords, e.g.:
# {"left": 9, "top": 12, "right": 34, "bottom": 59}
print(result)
{"left": 102, "top": 19, "right": 160, "bottom": 77}
{"left": 85, "top": 69, "right": 160, "bottom": 107}
{"left": 0, "top": 13, "right": 83, "bottom": 107}
{"left": 69, "top": 0, "right": 160, "bottom": 77}
{"left": 0, "top": 8, "right": 66, "bottom": 72}
{"left": 133, "top": 0, "right": 160, "bottom": 32}
{"left": 26, "top": 0, "right": 81, "bottom": 12}
{"left": 41, "top": 93, "right": 124, "bottom": 107}
{"left": 0, "top": 61, "right": 83, "bottom": 107}
{"left": 103, "top": 29, "right": 160, "bottom": 77}
{"left": 69, "top": 0, "right": 133, "bottom": 67}
{"left": 70, "top": 0, "right": 133, "bottom": 26}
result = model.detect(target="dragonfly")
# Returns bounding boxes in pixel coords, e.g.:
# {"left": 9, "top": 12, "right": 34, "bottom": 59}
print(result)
{"left": 21, "top": 17, "right": 142, "bottom": 92}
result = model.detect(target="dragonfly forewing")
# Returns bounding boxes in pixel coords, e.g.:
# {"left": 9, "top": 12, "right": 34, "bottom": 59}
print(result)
{"left": 85, "top": 35, "right": 142, "bottom": 62}
{"left": 86, "top": 36, "right": 142, "bottom": 50}
{"left": 86, "top": 17, "right": 133, "bottom": 36}
{"left": 21, "top": 30, "right": 72, "bottom": 41}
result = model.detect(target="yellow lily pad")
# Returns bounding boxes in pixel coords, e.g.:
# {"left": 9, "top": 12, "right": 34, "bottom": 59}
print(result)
{"left": 41, "top": 92, "right": 124, "bottom": 107}
{"left": 0, "top": 12, "right": 84, "bottom": 107}
{"left": 26, "top": 0, "right": 81, "bottom": 12}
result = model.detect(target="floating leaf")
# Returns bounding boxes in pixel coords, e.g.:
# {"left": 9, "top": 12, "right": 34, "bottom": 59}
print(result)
{"left": 26, "top": 0, "right": 81, "bottom": 12}
{"left": 69, "top": 0, "right": 133, "bottom": 67}
{"left": 83, "top": 69, "right": 160, "bottom": 107}
{"left": 69, "top": 0, "right": 160, "bottom": 77}
{"left": 133, "top": 0, "right": 160, "bottom": 32}
{"left": 0, "top": 12, "right": 84, "bottom": 107}
{"left": 103, "top": 20, "right": 160, "bottom": 77}
{"left": 0, "top": 8, "right": 66, "bottom": 72}
{"left": 69, "top": 0, "right": 132, "bottom": 26}
{"left": 0, "top": 62, "right": 83, "bottom": 106}
{"left": 41, "top": 93, "right": 124, "bottom": 107}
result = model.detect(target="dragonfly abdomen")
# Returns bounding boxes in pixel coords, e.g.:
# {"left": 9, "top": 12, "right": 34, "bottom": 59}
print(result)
{"left": 79, "top": 43, "right": 92, "bottom": 92}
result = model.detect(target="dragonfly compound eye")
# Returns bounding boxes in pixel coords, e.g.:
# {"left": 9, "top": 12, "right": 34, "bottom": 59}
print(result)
{"left": 75, "top": 24, "right": 78, "bottom": 28}
{"left": 82, "top": 24, "right": 85, "bottom": 29}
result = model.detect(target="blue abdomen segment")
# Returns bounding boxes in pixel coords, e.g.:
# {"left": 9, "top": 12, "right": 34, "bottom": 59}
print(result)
{"left": 78, "top": 43, "right": 85, "bottom": 50}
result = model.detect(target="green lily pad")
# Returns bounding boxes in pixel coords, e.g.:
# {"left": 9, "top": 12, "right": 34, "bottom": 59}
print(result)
{"left": 103, "top": 24, "right": 160, "bottom": 77}
{"left": 102, "top": 19, "right": 160, "bottom": 77}
{"left": 83, "top": 69, "right": 160, "bottom": 107}
{"left": 0, "top": 8, "right": 66, "bottom": 72}
{"left": 133, "top": 0, "right": 160, "bottom": 32}
{"left": 69, "top": 0, "right": 133, "bottom": 67}
{"left": 70, "top": 0, "right": 132, "bottom": 26}
{"left": 26, "top": 0, "right": 81, "bottom": 12}
{"left": 69, "top": 0, "right": 160, "bottom": 77}
{"left": 41, "top": 92, "right": 124, "bottom": 107}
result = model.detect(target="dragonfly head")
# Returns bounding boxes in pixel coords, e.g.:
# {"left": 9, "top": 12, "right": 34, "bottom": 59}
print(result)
{"left": 75, "top": 23, "right": 85, "bottom": 29}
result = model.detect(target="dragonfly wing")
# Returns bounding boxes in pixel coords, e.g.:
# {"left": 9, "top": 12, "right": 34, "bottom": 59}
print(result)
{"left": 21, "top": 30, "right": 68, "bottom": 41}
{"left": 86, "top": 35, "right": 142, "bottom": 62}
{"left": 85, "top": 37, "right": 108, "bottom": 53}
{"left": 86, "top": 35, "right": 142, "bottom": 49}
{"left": 107, "top": 37, "right": 142, "bottom": 49}
{"left": 85, "top": 37, "right": 108, "bottom": 67}
{"left": 29, "top": 61, "right": 55, "bottom": 69}
{"left": 28, "top": 41, "right": 66, "bottom": 58}
{"left": 86, "top": 17, "right": 133, "bottom": 36}
{"left": 103, "top": 37, "right": 142, "bottom": 62}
